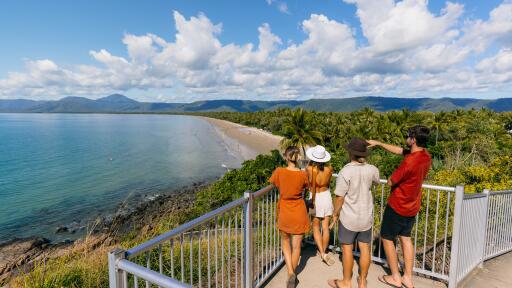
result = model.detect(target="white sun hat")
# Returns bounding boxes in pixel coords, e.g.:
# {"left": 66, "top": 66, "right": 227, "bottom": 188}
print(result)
{"left": 306, "top": 145, "right": 331, "bottom": 163}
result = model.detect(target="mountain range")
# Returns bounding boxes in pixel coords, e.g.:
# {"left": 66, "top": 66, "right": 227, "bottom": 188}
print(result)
{"left": 1, "top": 94, "right": 512, "bottom": 113}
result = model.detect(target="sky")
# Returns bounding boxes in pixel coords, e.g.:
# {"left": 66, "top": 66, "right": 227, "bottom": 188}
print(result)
{"left": 0, "top": 0, "right": 511, "bottom": 102}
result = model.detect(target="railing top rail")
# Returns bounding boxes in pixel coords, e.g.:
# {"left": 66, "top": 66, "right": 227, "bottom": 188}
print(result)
{"left": 252, "top": 184, "right": 275, "bottom": 198}
{"left": 126, "top": 196, "right": 247, "bottom": 258}
{"left": 490, "top": 190, "right": 512, "bottom": 195}
{"left": 377, "top": 179, "right": 456, "bottom": 192}
{"left": 117, "top": 259, "right": 191, "bottom": 288}
{"left": 375, "top": 179, "right": 456, "bottom": 192}
{"left": 333, "top": 175, "right": 455, "bottom": 192}
{"left": 464, "top": 193, "right": 487, "bottom": 199}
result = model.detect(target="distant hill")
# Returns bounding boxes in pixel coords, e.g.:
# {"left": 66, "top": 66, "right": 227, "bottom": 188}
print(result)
{"left": 1, "top": 94, "right": 511, "bottom": 113}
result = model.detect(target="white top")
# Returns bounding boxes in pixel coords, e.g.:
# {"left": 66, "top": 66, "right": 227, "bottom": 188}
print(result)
{"left": 334, "top": 162, "right": 380, "bottom": 231}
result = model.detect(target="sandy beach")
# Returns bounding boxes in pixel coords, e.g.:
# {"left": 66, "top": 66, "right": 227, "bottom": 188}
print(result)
{"left": 201, "top": 116, "right": 283, "bottom": 161}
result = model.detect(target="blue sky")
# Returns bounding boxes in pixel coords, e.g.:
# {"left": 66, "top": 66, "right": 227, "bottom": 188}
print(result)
{"left": 0, "top": 0, "right": 511, "bottom": 102}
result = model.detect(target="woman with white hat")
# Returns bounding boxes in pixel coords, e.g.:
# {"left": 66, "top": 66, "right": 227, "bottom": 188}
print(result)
{"left": 306, "top": 145, "right": 336, "bottom": 266}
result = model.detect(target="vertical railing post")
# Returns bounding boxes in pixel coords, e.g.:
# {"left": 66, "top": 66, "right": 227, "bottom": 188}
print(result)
{"left": 448, "top": 185, "right": 464, "bottom": 288}
{"left": 108, "top": 248, "right": 126, "bottom": 288}
{"left": 244, "top": 191, "right": 254, "bottom": 288}
{"left": 480, "top": 189, "right": 491, "bottom": 267}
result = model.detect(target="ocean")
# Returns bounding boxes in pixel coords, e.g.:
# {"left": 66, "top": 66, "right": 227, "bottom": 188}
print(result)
{"left": 0, "top": 113, "right": 241, "bottom": 243}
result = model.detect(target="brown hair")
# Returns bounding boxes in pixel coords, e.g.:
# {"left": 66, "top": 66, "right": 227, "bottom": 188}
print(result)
{"left": 284, "top": 146, "right": 300, "bottom": 164}
{"left": 349, "top": 151, "right": 366, "bottom": 163}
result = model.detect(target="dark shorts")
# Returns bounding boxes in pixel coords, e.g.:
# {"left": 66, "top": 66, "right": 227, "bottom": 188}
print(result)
{"left": 338, "top": 221, "right": 372, "bottom": 244}
{"left": 380, "top": 205, "right": 416, "bottom": 240}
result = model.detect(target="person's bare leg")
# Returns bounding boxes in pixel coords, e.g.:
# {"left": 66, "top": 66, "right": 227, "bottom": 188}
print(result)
{"left": 339, "top": 244, "right": 354, "bottom": 288}
{"left": 312, "top": 217, "right": 325, "bottom": 254}
{"left": 322, "top": 216, "right": 331, "bottom": 253}
{"left": 280, "top": 231, "right": 294, "bottom": 276}
{"left": 399, "top": 236, "right": 414, "bottom": 288}
{"left": 357, "top": 241, "right": 370, "bottom": 288}
{"left": 291, "top": 234, "right": 303, "bottom": 273}
{"left": 381, "top": 238, "right": 402, "bottom": 286}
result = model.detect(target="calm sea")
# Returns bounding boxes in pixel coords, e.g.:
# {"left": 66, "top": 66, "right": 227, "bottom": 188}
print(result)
{"left": 0, "top": 113, "right": 241, "bottom": 243}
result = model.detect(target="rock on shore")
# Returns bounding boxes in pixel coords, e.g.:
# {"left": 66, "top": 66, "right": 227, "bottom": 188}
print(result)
{"left": 0, "top": 181, "right": 208, "bottom": 285}
{"left": 0, "top": 237, "right": 53, "bottom": 283}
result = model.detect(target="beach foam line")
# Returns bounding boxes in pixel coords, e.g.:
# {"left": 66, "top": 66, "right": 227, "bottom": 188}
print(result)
{"left": 199, "top": 116, "right": 282, "bottom": 161}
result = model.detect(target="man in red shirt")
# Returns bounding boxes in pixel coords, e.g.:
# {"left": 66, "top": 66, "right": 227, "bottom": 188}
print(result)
{"left": 367, "top": 125, "right": 432, "bottom": 288}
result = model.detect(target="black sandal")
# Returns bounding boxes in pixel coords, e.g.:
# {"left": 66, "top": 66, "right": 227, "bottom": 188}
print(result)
{"left": 287, "top": 274, "right": 296, "bottom": 288}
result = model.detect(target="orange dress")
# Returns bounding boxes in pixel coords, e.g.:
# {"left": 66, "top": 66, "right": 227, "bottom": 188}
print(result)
{"left": 269, "top": 167, "right": 310, "bottom": 234}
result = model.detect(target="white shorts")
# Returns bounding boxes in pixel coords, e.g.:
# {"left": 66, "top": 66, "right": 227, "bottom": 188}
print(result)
{"left": 312, "top": 190, "right": 333, "bottom": 218}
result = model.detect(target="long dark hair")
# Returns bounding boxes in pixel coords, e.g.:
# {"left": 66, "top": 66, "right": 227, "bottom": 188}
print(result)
{"left": 310, "top": 160, "right": 325, "bottom": 171}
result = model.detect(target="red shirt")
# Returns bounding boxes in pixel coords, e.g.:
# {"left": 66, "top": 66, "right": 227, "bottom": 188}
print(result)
{"left": 388, "top": 149, "right": 432, "bottom": 217}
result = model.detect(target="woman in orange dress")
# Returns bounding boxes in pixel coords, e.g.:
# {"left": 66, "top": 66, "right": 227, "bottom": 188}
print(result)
{"left": 269, "top": 146, "right": 309, "bottom": 288}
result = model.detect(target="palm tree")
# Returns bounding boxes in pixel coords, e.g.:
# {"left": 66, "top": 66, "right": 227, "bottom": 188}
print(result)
{"left": 431, "top": 111, "right": 448, "bottom": 145}
{"left": 280, "top": 108, "right": 323, "bottom": 156}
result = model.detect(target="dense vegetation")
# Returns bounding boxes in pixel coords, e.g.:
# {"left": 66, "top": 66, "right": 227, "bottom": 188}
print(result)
{"left": 197, "top": 108, "right": 512, "bottom": 192}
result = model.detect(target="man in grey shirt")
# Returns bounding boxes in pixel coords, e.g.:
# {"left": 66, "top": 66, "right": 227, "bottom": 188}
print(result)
{"left": 328, "top": 137, "right": 380, "bottom": 288}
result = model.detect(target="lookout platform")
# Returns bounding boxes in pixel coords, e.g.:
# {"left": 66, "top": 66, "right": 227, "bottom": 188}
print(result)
{"left": 263, "top": 245, "right": 446, "bottom": 288}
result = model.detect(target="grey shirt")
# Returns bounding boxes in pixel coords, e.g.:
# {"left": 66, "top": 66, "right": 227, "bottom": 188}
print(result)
{"left": 334, "top": 162, "right": 380, "bottom": 231}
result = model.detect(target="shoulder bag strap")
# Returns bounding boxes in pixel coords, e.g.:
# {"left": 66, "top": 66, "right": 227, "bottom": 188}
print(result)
{"left": 311, "top": 166, "right": 317, "bottom": 205}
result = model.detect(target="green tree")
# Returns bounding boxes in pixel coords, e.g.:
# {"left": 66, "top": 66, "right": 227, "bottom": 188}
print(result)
{"left": 280, "top": 108, "right": 323, "bottom": 156}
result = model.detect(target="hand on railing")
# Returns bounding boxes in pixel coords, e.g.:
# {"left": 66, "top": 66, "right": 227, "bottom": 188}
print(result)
{"left": 329, "top": 215, "right": 338, "bottom": 230}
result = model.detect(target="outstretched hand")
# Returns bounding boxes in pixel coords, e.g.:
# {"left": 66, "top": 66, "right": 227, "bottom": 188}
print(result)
{"left": 366, "top": 139, "right": 380, "bottom": 148}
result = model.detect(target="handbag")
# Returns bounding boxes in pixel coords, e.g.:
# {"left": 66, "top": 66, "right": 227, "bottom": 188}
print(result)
{"left": 306, "top": 166, "right": 317, "bottom": 216}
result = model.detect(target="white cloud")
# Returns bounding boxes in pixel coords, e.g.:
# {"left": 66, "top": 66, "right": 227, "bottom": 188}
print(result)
{"left": 267, "top": 1, "right": 290, "bottom": 14}
{"left": 122, "top": 34, "right": 157, "bottom": 63}
{"left": 477, "top": 49, "right": 512, "bottom": 73}
{"left": 1, "top": 2, "right": 512, "bottom": 101}
{"left": 276, "top": 14, "right": 357, "bottom": 76}
{"left": 461, "top": 2, "right": 512, "bottom": 52}
{"left": 413, "top": 43, "right": 471, "bottom": 72}
{"left": 156, "top": 11, "right": 222, "bottom": 70}
{"left": 278, "top": 2, "right": 290, "bottom": 14}
{"left": 344, "top": 0, "right": 463, "bottom": 54}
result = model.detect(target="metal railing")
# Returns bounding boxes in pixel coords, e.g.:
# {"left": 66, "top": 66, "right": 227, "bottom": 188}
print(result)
{"left": 453, "top": 191, "right": 488, "bottom": 283}
{"left": 449, "top": 189, "right": 512, "bottom": 285}
{"left": 109, "top": 181, "right": 512, "bottom": 288}
{"left": 484, "top": 190, "right": 512, "bottom": 260}
{"left": 108, "top": 185, "right": 282, "bottom": 288}
{"left": 305, "top": 179, "right": 459, "bottom": 283}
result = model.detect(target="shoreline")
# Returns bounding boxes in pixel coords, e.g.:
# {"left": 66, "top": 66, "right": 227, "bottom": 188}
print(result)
{"left": 0, "top": 116, "right": 282, "bottom": 284}
{"left": 200, "top": 116, "right": 283, "bottom": 161}
{"left": 0, "top": 180, "right": 213, "bottom": 284}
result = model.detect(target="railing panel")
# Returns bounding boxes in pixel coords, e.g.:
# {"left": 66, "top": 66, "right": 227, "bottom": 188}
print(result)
{"left": 485, "top": 190, "right": 512, "bottom": 260}
{"left": 252, "top": 186, "right": 283, "bottom": 288}
{"left": 305, "top": 179, "right": 456, "bottom": 282}
{"left": 455, "top": 194, "right": 487, "bottom": 282}
{"left": 118, "top": 198, "right": 247, "bottom": 287}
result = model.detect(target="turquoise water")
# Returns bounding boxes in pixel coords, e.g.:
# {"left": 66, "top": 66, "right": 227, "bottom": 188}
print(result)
{"left": 0, "top": 114, "right": 241, "bottom": 243}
